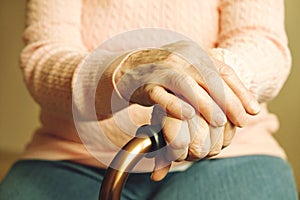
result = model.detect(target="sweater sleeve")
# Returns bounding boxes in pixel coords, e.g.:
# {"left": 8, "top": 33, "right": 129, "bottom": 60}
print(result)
{"left": 20, "top": 0, "right": 88, "bottom": 118}
{"left": 210, "top": 0, "right": 291, "bottom": 103}
{"left": 20, "top": 0, "right": 125, "bottom": 119}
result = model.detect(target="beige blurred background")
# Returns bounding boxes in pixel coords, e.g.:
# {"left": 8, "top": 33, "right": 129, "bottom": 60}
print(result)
{"left": 0, "top": 0, "right": 299, "bottom": 192}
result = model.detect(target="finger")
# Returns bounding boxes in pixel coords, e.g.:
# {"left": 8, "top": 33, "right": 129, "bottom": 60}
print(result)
{"left": 196, "top": 67, "right": 248, "bottom": 127}
{"left": 217, "top": 80, "right": 249, "bottom": 127}
{"left": 147, "top": 85, "right": 195, "bottom": 120}
{"left": 163, "top": 117, "right": 190, "bottom": 162}
{"left": 208, "top": 125, "right": 224, "bottom": 157}
{"left": 150, "top": 105, "right": 172, "bottom": 182}
{"left": 213, "top": 59, "right": 260, "bottom": 115}
{"left": 165, "top": 72, "right": 227, "bottom": 127}
{"left": 222, "top": 121, "right": 236, "bottom": 148}
{"left": 151, "top": 155, "right": 172, "bottom": 181}
{"left": 186, "top": 114, "right": 211, "bottom": 161}
{"left": 151, "top": 104, "right": 188, "bottom": 161}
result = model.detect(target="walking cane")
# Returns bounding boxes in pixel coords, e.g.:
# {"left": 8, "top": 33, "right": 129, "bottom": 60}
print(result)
{"left": 98, "top": 124, "right": 166, "bottom": 200}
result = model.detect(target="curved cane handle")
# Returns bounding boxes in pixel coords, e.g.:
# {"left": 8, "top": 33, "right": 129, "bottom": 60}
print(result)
{"left": 98, "top": 124, "right": 165, "bottom": 200}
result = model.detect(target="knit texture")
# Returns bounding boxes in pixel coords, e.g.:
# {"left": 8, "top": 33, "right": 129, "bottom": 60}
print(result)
{"left": 20, "top": 0, "right": 290, "bottom": 169}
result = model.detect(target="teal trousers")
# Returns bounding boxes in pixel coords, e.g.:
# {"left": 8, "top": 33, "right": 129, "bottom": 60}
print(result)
{"left": 0, "top": 155, "right": 298, "bottom": 200}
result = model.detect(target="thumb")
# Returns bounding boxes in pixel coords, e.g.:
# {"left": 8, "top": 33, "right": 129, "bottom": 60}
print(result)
{"left": 151, "top": 156, "right": 172, "bottom": 181}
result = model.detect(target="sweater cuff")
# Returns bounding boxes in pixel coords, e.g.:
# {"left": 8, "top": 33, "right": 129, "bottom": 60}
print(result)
{"left": 209, "top": 48, "right": 258, "bottom": 99}
{"left": 72, "top": 49, "right": 131, "bottom": 119}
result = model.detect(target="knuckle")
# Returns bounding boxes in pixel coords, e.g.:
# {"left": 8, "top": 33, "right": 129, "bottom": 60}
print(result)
{"left": 218, "top": 65, "right": 233, "bottom": 77}
{"left": 147, "top": 86, "right": 158, "bottom": 99}
{"left": 204, "top": 70, "right": 223, "bottom": 89}
{"left": 173, "top": 74, "right": 187, "bottom": 86}
{"left": 169, "top": 138, "right": 189, "bottom": 150}
{"left": 173, "top": 73, "right": 193, "bottom": 87}
{"left": 164, "top": 126, "right": 189, "bottom": 150}
{"left": 188, "top": 137, "right": 210, "bottom": 159}
{"left": 209, "top": 131, "right": 223, "bottom": 156}
{"left": 148, "top": 86, "right": 165, "bottom": 105}
{"left": 181, "top": 76, "right": 200, "bottom": 97}
{"left": 188, "top": 144, "right": 210, "bottom": 159}
{"left": 165, "top": 98, "right": 179, "bottom": 111}
{"left": 204, "top": 67, "right": 218, "bottom": 79}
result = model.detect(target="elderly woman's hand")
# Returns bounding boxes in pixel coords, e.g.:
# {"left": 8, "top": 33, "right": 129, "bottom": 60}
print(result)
{"left": 113, "top": 41, "right": 260, "bottom": 127}
{"left": 150, "top": 105, "right": 235, "bottom": 181}
{"left": 112, "top": 41, "right": 259, "bottom": 180}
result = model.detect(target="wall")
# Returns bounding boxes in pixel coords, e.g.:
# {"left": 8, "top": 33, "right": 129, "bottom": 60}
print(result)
{"left": 0, "top": 0, "right": 299, "bottom": 191}
{"left": 269, "top": 0, "right": 300, "bottom": 191}
{"left": 0, "top": 0, "right": 40, "bottom": 178}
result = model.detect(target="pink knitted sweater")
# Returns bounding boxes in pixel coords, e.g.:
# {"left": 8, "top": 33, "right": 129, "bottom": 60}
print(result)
{"left": 20, "top": 0, "right": 291, "bottom": 171}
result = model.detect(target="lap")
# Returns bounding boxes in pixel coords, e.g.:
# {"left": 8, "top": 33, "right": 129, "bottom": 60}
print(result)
{"left": 153, "top": 155, "right": 298, "bottom": 200}
{"left": 0, "top": 160, "right": 103, "bottom": 200}
{"left": 0, "top": 156, "right": 297, "bottom": 200}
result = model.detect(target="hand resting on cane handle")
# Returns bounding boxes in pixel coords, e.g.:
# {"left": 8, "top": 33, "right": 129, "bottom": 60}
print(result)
{"left": 114, "top": 41, "right": 260, "bottom": 127}
{"left": 112, "top": 41, "right": 260, "bottom": 181}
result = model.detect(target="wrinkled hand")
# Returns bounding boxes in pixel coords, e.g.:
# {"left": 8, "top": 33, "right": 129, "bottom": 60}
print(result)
{"left": 112, "top": 41, "right": 260, "bottom": 181}
{"left": 150, "top": 105, "right": 235, "bottom": 181}
{"left": 114, "top": 41, "right": 260, "bottom": 127}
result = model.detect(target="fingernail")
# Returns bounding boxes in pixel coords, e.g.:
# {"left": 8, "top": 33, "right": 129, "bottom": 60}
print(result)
{"left": 250, "top": 100, "right": 260, "bottom": 114}
{"left": 182, "top": 104, "right": 195, "bottom": 119}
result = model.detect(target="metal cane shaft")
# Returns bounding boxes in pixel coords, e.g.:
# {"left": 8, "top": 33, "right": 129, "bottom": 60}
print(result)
{"left": 99, "top": 125, "right": 165, "bottom": 200}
